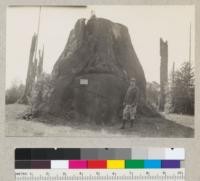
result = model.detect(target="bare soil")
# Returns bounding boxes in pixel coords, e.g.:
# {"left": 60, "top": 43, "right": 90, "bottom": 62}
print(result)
{"left": 5, "top": 104, "right": 194, "bottom": 137}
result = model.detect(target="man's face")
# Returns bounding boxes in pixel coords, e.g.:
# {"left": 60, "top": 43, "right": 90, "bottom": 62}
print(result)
{"left": 130, "top": 81, "right": 136, "bottom": 87}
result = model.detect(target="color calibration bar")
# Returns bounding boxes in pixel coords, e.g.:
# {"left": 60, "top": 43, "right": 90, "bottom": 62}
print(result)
{"left": 15, "top": 148, "right": 185, "bottom": 180}
{"left": 15, "top": 148, "right": 185, "bottom": 160}
{"left": 15, "top": 160, "right": 181, "bottom": 169}
{"left": 15, "top": 148, "right": 184, "bottom": 169}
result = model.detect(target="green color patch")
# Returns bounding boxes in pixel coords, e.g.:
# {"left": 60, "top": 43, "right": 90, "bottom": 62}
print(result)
{"left": 125, "top": 160, "right": 144, "bottom": 168}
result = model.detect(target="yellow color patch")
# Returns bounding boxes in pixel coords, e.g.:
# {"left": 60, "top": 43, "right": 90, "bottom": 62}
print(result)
{"left": 107, "top": 160, "right": 125, "bottom": 169}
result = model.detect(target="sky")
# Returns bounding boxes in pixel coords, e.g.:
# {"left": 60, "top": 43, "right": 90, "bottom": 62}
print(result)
{"left": 6, "top": 5, "right": 195, "bottom": 89}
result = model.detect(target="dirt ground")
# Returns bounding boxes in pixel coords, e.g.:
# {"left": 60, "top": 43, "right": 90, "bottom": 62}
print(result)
{"left": 5, "top": 104, "right": 194, "bottom": 137}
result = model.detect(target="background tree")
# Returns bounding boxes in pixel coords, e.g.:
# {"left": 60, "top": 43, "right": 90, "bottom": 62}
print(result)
{"left": 146, "top": 81, "right": 160, "bottom": 110}
{"left": 169, "top": 61, "right": 194, "bottom": 115}
{"left": 6, "top": 82, "right": 25, "bottom": 104}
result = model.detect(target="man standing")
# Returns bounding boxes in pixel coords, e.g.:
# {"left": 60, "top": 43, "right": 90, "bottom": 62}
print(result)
{"left": 121, "top": 78, "right": 139, "bottom": 129}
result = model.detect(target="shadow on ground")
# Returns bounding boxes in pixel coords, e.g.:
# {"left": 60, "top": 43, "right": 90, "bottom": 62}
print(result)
{"left": 5, "top": 104, "right": 194, "bottom": 137}
{"left": 36, "top": 114, "right": 194, "bottom": 138}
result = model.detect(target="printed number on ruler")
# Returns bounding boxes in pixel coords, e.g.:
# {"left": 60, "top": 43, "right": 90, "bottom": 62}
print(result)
{"left": 15, "top": 169, "right": 185, "bottom": 181}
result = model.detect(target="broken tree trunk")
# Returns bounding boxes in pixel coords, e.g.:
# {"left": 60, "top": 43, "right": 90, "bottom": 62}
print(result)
{"left": 18, "top": 33, "right": 38, "bottom": 104}
{"left": 37, "top": 46, "right": 44, "bottom": 78}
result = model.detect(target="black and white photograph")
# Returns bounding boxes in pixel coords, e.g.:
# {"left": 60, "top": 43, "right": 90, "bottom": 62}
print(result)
{"left": 5, "top": 5, "right": 195, "bottom": 137}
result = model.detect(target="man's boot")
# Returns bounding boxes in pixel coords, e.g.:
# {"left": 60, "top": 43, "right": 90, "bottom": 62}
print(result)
{"left": 120, "top": 119, "right": 127, "bottom": 129}
{"left": 130, "top": 119, "right": 134, "bottom": 128}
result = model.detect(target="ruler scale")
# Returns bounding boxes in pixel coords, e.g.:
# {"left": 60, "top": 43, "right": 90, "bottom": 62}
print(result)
{"left": 15, "top": 148, "right": 185, "bottom": 181}
{"left": 15, "top": 169, "right": 185, "bottom": 181}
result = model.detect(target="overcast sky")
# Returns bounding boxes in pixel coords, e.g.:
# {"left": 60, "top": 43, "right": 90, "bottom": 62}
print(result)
{"left": 6, "top": 5, "right": 195, "bottom": 89}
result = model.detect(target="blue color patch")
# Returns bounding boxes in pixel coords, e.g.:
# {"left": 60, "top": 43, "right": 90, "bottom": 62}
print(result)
{"left": 144, "top": 160, "right": 161, "bottom": 168}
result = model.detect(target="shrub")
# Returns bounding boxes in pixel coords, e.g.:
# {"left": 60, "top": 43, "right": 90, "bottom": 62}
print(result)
{"left": 6, "top": 83, "right": 25, "bottom": 104}
{"left": 30, "top": 73, "right": 53, "bottom": 116}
